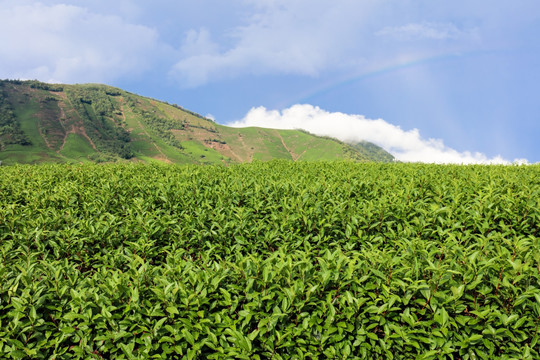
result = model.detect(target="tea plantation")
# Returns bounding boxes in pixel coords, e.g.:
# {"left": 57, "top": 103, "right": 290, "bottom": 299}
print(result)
{"left": 0, "top": 161, "right": 539, "bottom": 359}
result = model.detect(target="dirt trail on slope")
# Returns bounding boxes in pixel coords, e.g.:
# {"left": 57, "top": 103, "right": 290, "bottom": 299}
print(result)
{"left": 276, "top": 131, "right": 303, "bottom": 161}
{"left": 204, "top": 140, "right": 241, "bottom": 162}
{"left": 237, "top": 134, "right": 253, "bottom": 162}
{"left": 37, "top": 121, "right": 53, "bottom": 150}
{"left": 120, "top": 102, "right": 127, "bottom": 123}
{"left": 57, "top": 103, "right": 73, "bottom": 152}
{"left": 135, "top": 117, "right": 172, "bottom": 163}
{"left": 57, "top": 91, "right": 97, "bottom": 150}
{"left": 119, "top": 99, "right": 171, "bottom": 163}
{"left": 227, "top": 147, "right": 244, "bottom": 162}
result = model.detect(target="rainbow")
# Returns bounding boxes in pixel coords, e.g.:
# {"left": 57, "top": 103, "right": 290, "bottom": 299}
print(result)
{"left": 290, "top": 50, "right": 491, "bottom": 106}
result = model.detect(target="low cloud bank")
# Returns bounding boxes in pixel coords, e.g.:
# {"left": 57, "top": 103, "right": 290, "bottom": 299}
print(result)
{"left": 229, "top": 104, "right": 527, "bottom": 164}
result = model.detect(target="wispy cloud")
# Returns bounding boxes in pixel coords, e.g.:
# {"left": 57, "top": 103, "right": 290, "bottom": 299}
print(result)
{"left": 376, "top": 22, "right": 477, "bottom": 41}
{"left": 169, "top": 4, "right": 488, "bottom": 88}
{"left": 170, "top": 0, "right": 375, "bottom": 87}
{"left": 229, "top": 104, "right": 525, "bottom": 164}
{"left": 0, "top": 2, "right": 161, "bottom": 83}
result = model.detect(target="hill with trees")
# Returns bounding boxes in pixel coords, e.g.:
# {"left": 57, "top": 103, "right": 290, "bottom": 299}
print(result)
{"left": 0, "top": 80, "right": 394, "bottom": 165}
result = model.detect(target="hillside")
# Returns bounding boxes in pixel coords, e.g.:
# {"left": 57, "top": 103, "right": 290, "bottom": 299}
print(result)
{"left": 0, "top": 80, "right": 394, "bottom": 165}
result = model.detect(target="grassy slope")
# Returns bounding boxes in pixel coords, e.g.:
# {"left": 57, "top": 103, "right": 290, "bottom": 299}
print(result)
{"left": 278, "top": 129, "right": 350, "bottom": 161}
{"left": 59, "top": 133, "right": 96, "bottom": 161}
{"left": 0, "top": 80, "right": 394, "bottom": 165}
{"left": 0, "top": 85, "right": 64, "bottom": 164}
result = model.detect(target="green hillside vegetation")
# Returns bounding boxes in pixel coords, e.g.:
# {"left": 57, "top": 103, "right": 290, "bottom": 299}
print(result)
{"left": 0, "top": 161, "right": 538, "bottom": 358}
{"left": 349, "top": 140, "right": 395, "bottom": 163}
{"left": 0, "top": 80, "right": 394, "bottom": 165}
{"left": 59, "top": 133, "right": 97, "bottom": 161}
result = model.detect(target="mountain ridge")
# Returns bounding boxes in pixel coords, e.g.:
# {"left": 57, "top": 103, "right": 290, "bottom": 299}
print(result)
{"left": 0, "top": 80, "right": 394, "bottom": 165}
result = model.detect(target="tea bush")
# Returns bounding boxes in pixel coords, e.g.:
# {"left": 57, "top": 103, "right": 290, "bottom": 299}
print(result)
{"left": 0, "top": 161, "right": 538, "bottom": 359}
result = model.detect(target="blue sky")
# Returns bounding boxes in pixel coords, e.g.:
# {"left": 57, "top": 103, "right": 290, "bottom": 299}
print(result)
{"left": 1, "top": 0, "right": 538, "bottom": 163}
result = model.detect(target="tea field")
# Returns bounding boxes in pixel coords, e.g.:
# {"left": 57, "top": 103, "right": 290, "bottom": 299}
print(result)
{"left": 0, "top": 161, "right": 539, "bottom": 359}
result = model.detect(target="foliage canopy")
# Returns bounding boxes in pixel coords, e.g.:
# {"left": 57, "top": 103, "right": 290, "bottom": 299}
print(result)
{"left": 0, "top": 161, "right": 539, "bottom": 358}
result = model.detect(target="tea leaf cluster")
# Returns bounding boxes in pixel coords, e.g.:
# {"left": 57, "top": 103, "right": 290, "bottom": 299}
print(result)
{"left": 0, "top": 161, "right": 538, "bottom": 359}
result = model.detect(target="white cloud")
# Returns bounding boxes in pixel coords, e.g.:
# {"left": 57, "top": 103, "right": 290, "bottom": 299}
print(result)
{"left": 169, "top": 2, "right": 489, "bottom": 87}
{"left": 376, "top": 22, "right": 476, "bottom": 41}
{"left": 0, "top": 2, "right": 160, "bottom": 83}
{"left": 180, "top": 28, "right": 219, "bottom": 57}
{"left": 170, "top": 0, "right": 374, "bottom": 87}
{"left": 229, "top": 104, "right": 523, "bottom": 164}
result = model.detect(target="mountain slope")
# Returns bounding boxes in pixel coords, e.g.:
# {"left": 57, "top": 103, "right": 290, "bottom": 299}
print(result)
{"left": 0, "top": 80, "right": 394, "bottom": 165}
